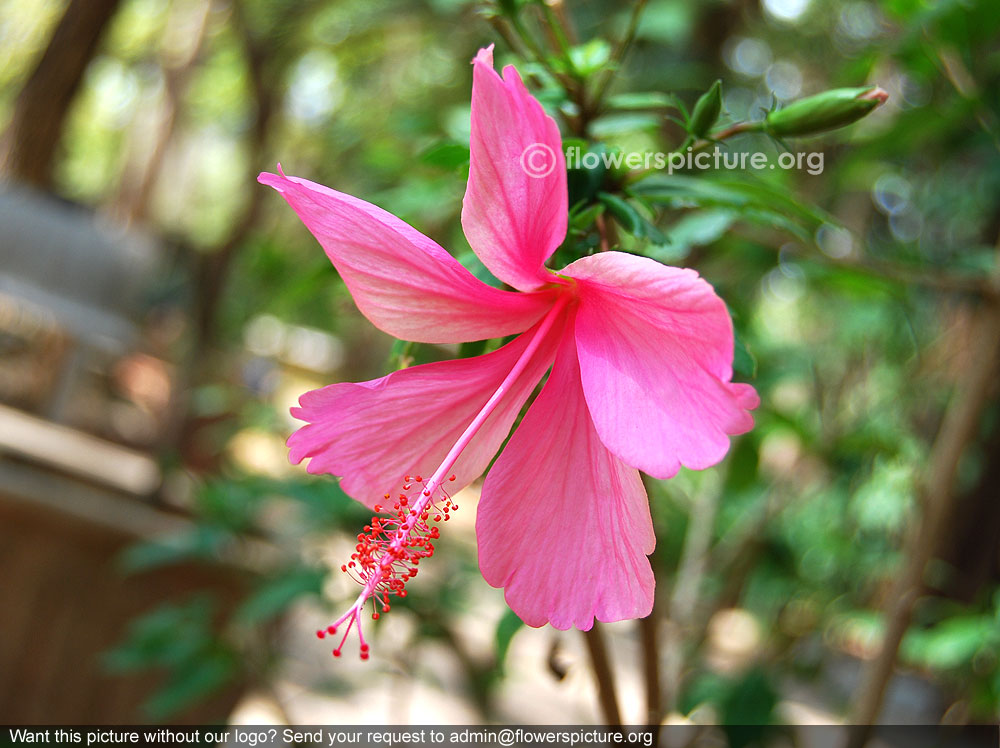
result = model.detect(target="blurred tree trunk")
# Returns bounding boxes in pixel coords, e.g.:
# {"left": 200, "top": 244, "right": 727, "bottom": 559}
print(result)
{"left": 2, "top": 0, "right": 122, "bottom": 189}
{"left": 939, "top": 409, "right": 1000, "bottom": 602}
{"left": 847, "top": 298, "right": 1000, "bottom": 744}
{"left": 167, "top": 0, "right": 315, "bottom": 471}
{"left": 115, "top": 0, "right": 212, "bottom": 224}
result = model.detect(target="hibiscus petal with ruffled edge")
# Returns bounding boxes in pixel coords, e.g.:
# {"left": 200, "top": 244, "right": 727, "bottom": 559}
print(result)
{"left": 564, "top": 251, "right": 759, "bottom": 479}
{"left": 477, "top": 333, "right": 655, "bottom": 630}
{"left": 288, "top": 314, "right": 568, "bottom": 508}
{"left": 259, "top": 170, "right": 554, "bottom": 344}
{"left": 461, "top": 46, "right": 567, "bottom": 292}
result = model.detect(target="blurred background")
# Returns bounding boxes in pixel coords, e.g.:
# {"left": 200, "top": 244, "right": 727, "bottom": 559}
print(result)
{"left": 1, "top": 0, "right": 999, "bottom": 734}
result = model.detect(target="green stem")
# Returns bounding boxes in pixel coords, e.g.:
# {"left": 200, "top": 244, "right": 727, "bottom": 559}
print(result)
{"left": 622, "top": 120, "right": 761, "bottom": 185}
{"left": 591, "top": 0, "right": 649, "bottom": 109}
{"left": 539, "top": 1, "right": 574, "bottom": 61}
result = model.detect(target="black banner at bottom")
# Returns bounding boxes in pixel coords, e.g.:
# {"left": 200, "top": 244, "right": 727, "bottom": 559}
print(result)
{"left": 2, "top": 725, "right": 996, "bottom": 748}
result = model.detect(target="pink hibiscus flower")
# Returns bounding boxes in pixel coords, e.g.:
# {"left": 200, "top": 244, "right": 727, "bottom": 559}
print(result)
{"left": 259, "top": 46, "right": 758, "bottom": 658}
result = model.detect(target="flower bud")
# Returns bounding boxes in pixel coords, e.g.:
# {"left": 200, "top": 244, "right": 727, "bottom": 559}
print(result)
{"left": 689, "top": 80, "right": 723, "bottom": 138}
{"left": 765, "top": 86, "right": 889, "bottom": 137}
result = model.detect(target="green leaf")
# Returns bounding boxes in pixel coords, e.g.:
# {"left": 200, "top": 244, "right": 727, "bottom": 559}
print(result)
{"left": 118, "top": 527, "right": 231, "bottom": 574}
{"left": 235, "top": 566, "right": 327, "bottom": 624}
{"left": 419, "top": 141, "right": 470, "bottom": 169}
{"left": 567, "top": 144, "right": 609, "bottom": 206}
{"left": 567, "top": 39, "right": 612, "bottom": 77}
{"left": 495, "top": 0, "right": 528, "bottom": 17}
{"left": 456, "top": 249, "right": 506, "bottom": 289}
{"left": 195, "top": 480, "right": 264, "bottom": 532}
{"left": 389, "top": 339, "right": 415, "bottom": 369}
{"left": 104, "top": 597, "right": 217, "bottom": 672}
{"left": 590, "top": 113, "right": 662, "bottom": 137}
{"left": 598, "top": 191, "right": 643, "bottom": 236}
{"left": 597, "top": 192, "right": 671, "bottom": 247}
{"left": 144, "top": 649, "right": 237, "bottom": 721}
{"left": 630, "top": 174, "right": 833, "bottom": 240}
{"left": 606, "top": 92, "right": 673, "bottom": 110}
{"left": 733, "top": 327, "right": 757, "bottom": 379}
{"left": 660, "top": 209, "right": 736, "bottom": 259}
{"left": 568, "top": 201, "right": 606, "bottom": 233}
{"left": 903, "top": 616, "right": 996, "bottom": 671}
{"left": 494, "top": 608, "right": 524, "bottom": 673}
{"left": 458, "top": 338, "right": 491, "bottom": 358}
{"left": 637, "top": 214, "right": 669, "bottom": 245}
{"left": 720, "top": 669, "right": 779, "bottom": 747}
{"left": 276, "top": 476, "right": 362, "bottom": 528}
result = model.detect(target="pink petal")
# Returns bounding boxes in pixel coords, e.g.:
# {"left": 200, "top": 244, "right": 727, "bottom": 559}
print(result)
{"left": 259, "top": 170, "right": 554, "bottom": 344}
{"left": 564, "top": 251, "right": 759, "bottom": 479}
{"left": 477, "top": 333, "right": 655, "bottom": 630}
{"left": 287, "top": 314, "right": 568, "bottom": 508}
{"left": 461, "top": 46, "right": 568, "bottom": 292}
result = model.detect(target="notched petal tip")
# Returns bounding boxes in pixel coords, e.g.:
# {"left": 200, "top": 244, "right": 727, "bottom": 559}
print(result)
{"left": 500, "top": 64, "right": 526, "bottom": 88}
{"left": 258, "top": 163, "right": 288, "bottom": 188}
{"left": 257, "top": 170, "right": 286, "bottom": 191}
{"left": 471, "top": 44, "right": 494, "bottom": 68}
{"left": 463, "top": 43, "right": 568, "bottom": 292}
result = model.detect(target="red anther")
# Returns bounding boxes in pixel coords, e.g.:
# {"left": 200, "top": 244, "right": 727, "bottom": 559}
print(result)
{"left": 341, "top": 564, "right": 347, "bottom": 572}
{"left": 316, "top": 630, "right": 326, "bottom": 639}
{"left": 328, "top": 625, "right": 337, "bottom": 634}
{"left": 327, "top": 475, "right": 456, "bottom": 657}
{"left": 449, "top": 475, "right": 456, "bottom": 481}
{"left": 333, "top": 648, "right": 342, "bottom": 658}
{"left": 374, "top": 504, "right": 382, "bottom": 513}
{"left": 404, "top": 475, "right": 411, "bottom": 482}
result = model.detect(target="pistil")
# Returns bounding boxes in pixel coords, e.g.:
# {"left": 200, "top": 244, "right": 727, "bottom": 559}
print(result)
{"left": 319, "top": 293, "right": 571, "bottom": 659}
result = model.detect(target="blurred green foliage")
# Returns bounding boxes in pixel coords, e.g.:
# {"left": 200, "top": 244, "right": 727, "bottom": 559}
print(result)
{"left": 3, "top": 0, "right": 999, "bottom": 729}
